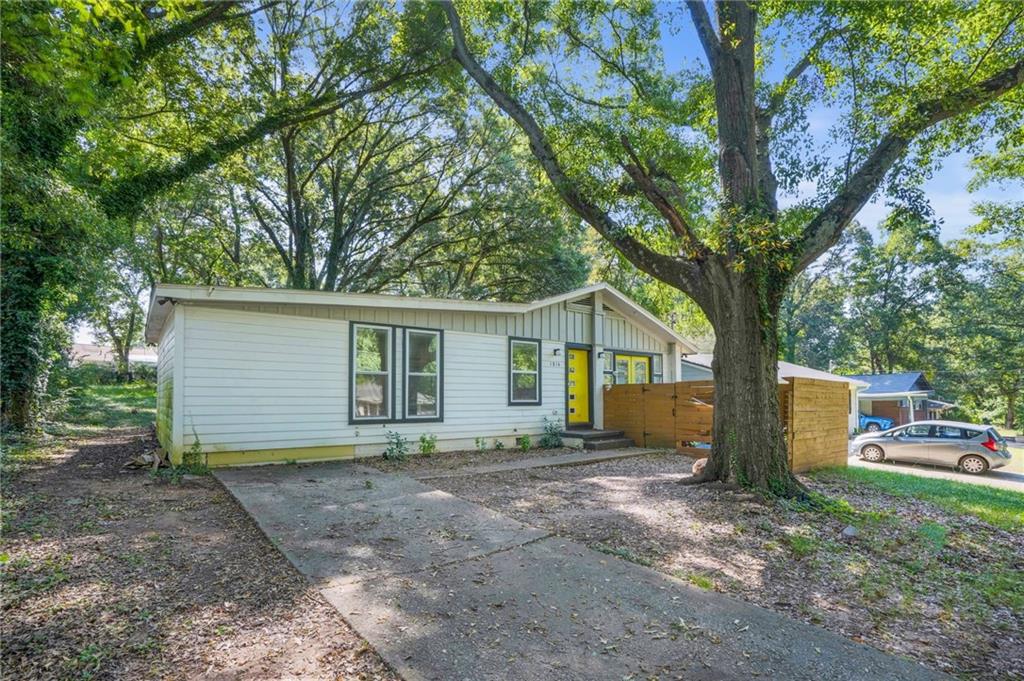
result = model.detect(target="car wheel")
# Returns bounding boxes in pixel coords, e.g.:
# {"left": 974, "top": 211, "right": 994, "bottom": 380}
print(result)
{"left": 865, "top": 422, "right": 881, "bottom": 432}
{"left": 861, "top": 445, "right": 885, "bottom": 462}
{"left": 958, "top": 455, "right": 988, "bottom": 475}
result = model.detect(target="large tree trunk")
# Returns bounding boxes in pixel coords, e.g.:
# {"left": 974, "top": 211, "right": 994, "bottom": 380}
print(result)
{"left": 1006, "top": 391, "right": 1017, "bottom": 430}
{"left": 697, "top": 268, "right": 803, "bottom": 495}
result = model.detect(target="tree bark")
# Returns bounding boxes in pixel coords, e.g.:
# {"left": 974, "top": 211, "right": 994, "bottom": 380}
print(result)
{"left": 691, "top": 264, "right": 801, "bottom": 494}
{"left": 1006, "top": 391, "right": 1017, "bottom": 430}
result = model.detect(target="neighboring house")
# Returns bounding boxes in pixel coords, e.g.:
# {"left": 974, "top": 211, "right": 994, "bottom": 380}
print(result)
{"left": 846, "top": 372, "right": 955, "bottom": 427}
{"left": 144, "top": 283, "right": 696, "bottom": 466}
{"left": 680, "top": 354, "right": 870, "bottom": 435}
{"left": 71, "top": 343, "right": 158, "bottom": 366}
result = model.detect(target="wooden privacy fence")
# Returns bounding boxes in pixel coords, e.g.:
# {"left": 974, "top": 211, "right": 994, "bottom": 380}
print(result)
{"left": 604, "top": 378, "right": 849, "bottom": 473}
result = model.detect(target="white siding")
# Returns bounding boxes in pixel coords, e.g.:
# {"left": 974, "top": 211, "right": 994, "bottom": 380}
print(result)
{"left": 180, "top": 306, "right": 563, "bottom": 455}
{"left": 182, "top": 306, "right": 347, "bottom": 451}
{"left": 155, "top": 309, "right": 175, "bottom": 451}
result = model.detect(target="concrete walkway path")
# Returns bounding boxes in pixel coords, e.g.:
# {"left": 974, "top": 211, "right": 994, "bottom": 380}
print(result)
{"left": 848, "top": 454, "right": 1024, "bottom": 491}
{"left": 411, "top": 447, "right": 661, "bottom": 480}
{"left": 216, "top": 462, "right": 948, "bottom": 681}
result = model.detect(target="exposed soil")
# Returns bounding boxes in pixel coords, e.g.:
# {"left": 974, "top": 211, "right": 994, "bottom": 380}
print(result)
{"left": 1, "top": 430, "right": 398, "bottom": 681}
{"left": 367, "top": 445, "right": 575, "bottom": 474}
{"left": 428, "top": 452, "right": 1024, "bottom": 680}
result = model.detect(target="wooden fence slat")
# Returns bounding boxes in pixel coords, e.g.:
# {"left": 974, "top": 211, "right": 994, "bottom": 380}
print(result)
{"left": 603, "top": 377, "right": 848, "bottom": 473}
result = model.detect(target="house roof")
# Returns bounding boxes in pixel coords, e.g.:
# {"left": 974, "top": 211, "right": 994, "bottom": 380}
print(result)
{"left": 144, "top": 282, "right": 697, "bottom": 351}
{"left": 845, "top": 372, "right": 934, "bottom": 396}
{"left": 680, "top": 354, "right": 870, "bottom": 388}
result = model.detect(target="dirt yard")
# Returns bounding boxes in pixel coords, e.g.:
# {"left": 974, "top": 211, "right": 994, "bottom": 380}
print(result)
{"left": 368, "top": 444, "right": 574, "bottom": 474}
{"left": 1, "top": 430, "right": 397, "bottom": 681}
{"left": 429, "top": 452, "right": 1024, "bottom": 680}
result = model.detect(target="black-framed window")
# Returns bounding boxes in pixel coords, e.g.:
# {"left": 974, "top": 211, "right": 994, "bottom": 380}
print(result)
{"left": 652, "top": 354, "right": 663, "bottom": 383}
{"left": 405, "top": 329, "right": 442, "bottom": 420}
{"left": 509, "top": 338, "right": 541, "bottom": 404}
{"left": 352, "top": 324, "right": 393, "bottom": 421}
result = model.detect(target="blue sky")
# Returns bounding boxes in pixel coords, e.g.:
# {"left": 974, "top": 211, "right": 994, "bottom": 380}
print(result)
{"left": 659, "top": 12, "right": 1015, "bottom": 242}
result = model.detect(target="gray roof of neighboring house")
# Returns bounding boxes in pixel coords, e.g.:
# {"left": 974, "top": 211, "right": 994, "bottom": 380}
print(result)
{"left": 845, "top": 372, "right": 933, "bottom": 396}
{"left": 681, "top": 354, "right": 869, "bottom": 387}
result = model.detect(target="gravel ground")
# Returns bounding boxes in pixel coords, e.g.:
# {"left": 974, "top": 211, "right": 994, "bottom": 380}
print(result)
{"left": 1, "top": 429, "right": 397, "bottom": 681}
{"left": 429, "top": 452, "right": 1024, "bottom": 680}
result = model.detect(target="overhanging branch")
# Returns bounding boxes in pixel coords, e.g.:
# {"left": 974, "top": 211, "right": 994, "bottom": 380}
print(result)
{"left": 440, "top": 0, "right": 707, "bottom": 303}
{"left": 796, "top": 58, "right": 1024, "bottom": 272}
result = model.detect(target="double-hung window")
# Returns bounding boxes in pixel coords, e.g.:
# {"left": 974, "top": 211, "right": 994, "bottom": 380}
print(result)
{"left": 509, "top": 338, "right": 541, "bottom": 405}
{"left": 406, "top": 329, "right": 442, "bottom": 420}
{"left": 352, "top": 324, "right": 392, "bottom": 421}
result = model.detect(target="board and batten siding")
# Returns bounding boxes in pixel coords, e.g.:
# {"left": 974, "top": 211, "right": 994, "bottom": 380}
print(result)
{"left": 155, "top": 308, "right": 175, "bottom": 452}
{"left": 179, "top": 305, "right": 564, "bottom": 457}
{"left": 189, "top": 299, "right": 665, "bottom": 352}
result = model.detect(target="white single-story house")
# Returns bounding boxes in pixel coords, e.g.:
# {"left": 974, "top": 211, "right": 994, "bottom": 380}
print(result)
{"left": 679, "top": 354, "right": 870, "bottom": 435}
{"left": 145, "top": 283, "right": 697, "bottom": 466}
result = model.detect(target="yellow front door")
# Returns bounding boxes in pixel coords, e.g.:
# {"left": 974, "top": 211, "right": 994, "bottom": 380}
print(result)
{"left": 567, "top": 348, "right": 590, "bottom": 424}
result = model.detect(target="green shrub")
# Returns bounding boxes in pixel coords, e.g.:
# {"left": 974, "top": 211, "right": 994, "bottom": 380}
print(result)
{"left": 516, "top": 435, "right": 531, "bottom": 452}
{"left": 493, "top": 438, "right": 505, "bottom": 450}
{"left": 539, "top": 417, "right": 562, "bottom": 448}
{"left": 382, "top": 431, "right": 409, "bottom": 460}
{"left": 418, "top": 433, "right": 437, "bottom": 456}
{"left": 474, "top": 437, "right": 487, "bottom": 452}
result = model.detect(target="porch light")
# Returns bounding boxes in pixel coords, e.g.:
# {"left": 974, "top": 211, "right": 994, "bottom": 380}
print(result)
{"left": 553, "top": 348, "right": 562, "bottom": 355}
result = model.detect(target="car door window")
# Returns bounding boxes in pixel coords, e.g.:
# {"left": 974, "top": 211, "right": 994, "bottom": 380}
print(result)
{"left": 935, "top": 426, "right": 963, "bottom": 439}
{"left": 905, "top": 425, "right": 932, "bottom": 438}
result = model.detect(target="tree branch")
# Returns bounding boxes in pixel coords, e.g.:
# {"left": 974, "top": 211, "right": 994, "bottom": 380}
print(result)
{"left": 619, "top": 136, "right": 708, "bottom": 259}
{"left": 101, "top": 61, "right": 441, "bottom": 218}
{"left": 440, "top": 0, "right": 706, "bottom": 303}
{"left": 796, "top": 58, "right": 1024, "bottom": 272}
{"left": 685, "top": 1, "right": 719, "bottom": 70}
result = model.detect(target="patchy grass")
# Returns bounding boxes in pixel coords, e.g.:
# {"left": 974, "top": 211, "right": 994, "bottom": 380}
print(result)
{"left": 60, "top": 380, "right": 156, "bottom": 431}
{"left": 811, "top": 466, "right": 1024, "bottom": 531}
{"left": 593, "top": 543, "right": 655, "bottom": 567}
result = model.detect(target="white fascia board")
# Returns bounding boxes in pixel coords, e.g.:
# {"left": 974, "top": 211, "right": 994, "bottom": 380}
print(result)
{"left": 860, "top": 387, "right": 933, "bottom": 399}
{"left": 572, "top": 283, "right": 698, "bottom": 352}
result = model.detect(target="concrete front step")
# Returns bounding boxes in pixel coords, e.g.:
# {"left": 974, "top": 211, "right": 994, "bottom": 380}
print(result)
{"left": 583, "top": 437, "right": 635, "bottom": 451}
{"left": 558, "top": 429, "right": 626, "bottom": 441}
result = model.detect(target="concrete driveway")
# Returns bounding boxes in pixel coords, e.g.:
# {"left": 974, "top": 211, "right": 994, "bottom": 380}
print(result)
{"left": 848, "top": 454, "right": 1024, "bottom": 491}
{"left": 216, "top": 462, "right": 949, "bottom": 681}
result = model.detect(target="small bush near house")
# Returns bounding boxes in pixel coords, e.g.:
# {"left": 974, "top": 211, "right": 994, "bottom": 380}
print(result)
{"left": 418, "top": 433, "right": 437, "bottom": 456}
{"left": 180, "top": 430, "right": 209, "bottom": 475}
{"left": 516, "top": 435, "right": 531, "bottom": 452}
{"left": 539, "top": 417, "right": 562, "bottom": 449}
{"left": 493, "top": 438, "right": 505, "bottom": 450}
{"left": 382, "top": 431, "right": 409, "bottom": 460}
{"left": 474, "top": 437, "right": 487, "bottom": 451}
